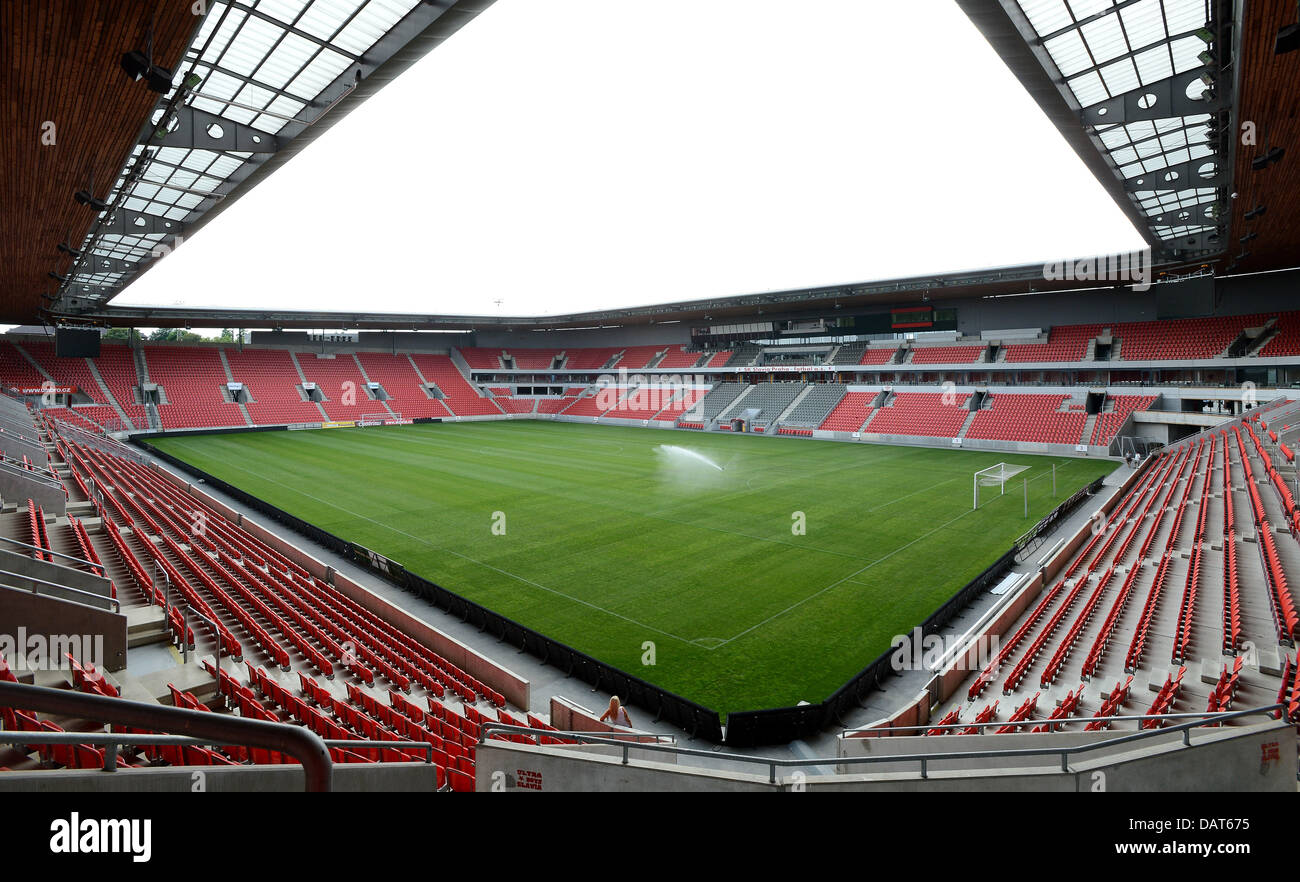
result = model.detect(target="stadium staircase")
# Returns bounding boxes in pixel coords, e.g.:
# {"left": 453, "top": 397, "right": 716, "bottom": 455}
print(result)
{"left": 133, "top": 347, "right": 161, "bottom": 432}
{"left": 80, "top": 359, "right": 127, "bottom": 429}
{"left": 287, "top": 352, "right": 331, "bottom": 422}
{"left": 218, "top": 349, "right": 256, "bottom": 426}
{"left": 712, "top": 385, "right": 755, "bottom": 425}
{"left": 11, "top": 343, "right": 56, "bottom": 384}
{"left": 956, "top": 408, "right": 978, "bottom": 439}
{"left": 817, "top": 391, "right": 874, "bottom": 432}
{"left": 349, "top": 354, "right": 399, "bottom": 420}
{"left": 1080, "top": 412, "right": 1098, "bottom": 446}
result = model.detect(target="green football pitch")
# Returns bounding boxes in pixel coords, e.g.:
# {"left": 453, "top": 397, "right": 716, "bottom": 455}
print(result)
{"left": 149, "top": 421, "right": 1113, "bottom": 714}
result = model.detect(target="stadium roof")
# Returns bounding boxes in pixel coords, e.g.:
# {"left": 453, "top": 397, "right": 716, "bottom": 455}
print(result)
{"left": 24, "top": 0, "right": 492, "bottom": 324}
{"left": 958, "top": 0, "right": 1233, "bottom": 260}
{"left": 7, "top": 0, "right": 1297, "bottom": 330}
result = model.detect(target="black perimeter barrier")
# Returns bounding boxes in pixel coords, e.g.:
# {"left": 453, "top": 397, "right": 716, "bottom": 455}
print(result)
{"left": 135, "top": 431, "right": 1108, "bottom": 747}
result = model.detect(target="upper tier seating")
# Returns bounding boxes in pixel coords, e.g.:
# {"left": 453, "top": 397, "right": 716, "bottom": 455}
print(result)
{"left": 1003, "top": 324, "right": 1102, "bottom": 362}
{"left": 965, "top": 394, "right": 1086, "bottom": 445}
{"left": 505, "top": 349, "right": 561, "bottom": 370}
{"left": 864, "top": 392, "right": 971, "bottom": 437}
{"left": 1259, "top": 313, "right": 1300, "bottom": 357}
{"left": 609, "top": 346, "right": 665, "bottom": 370}
{"left": 909, "top": 345, "right": 983, "bottom": 365}
{"left": 859, "top": 347, "right": 898, "bottom": 365}
{"left": 656, "top": 346, "right": 704, "bottom": 369}
{"left": 1113, "top": 314, "right": 1268, "bottom": 361}
{"left": 0, "top": 341, "right": 52, "bottom": 390}
{"left": 21, "top": 341, "right": 114, "bottom": 406}
{"left": 561, "top": 348, "right": 620, "bottom": 370}
{"left": 457, "top": 348, "right": 504, "bottom": 369}
{"left": 147, "top": 346, "right": 247, "bottom": 429}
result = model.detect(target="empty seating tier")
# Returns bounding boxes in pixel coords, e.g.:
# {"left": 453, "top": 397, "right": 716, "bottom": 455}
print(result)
{"left": 865, "top": 393, "right": 971, "bottom": 437}
{"left": 225, "top": 349, "right": 323, "bottom": 425}
{"left": 965, "top": 394, "right": 1085, "bottom": 445}
{"left": 909, "top": 345, "right": 983, "bottom": 364}
{"left": 818, "top": 392, "right": 875, "bottom": 432}
{"left": 147, "top": 346, "right": 247, "bottom": 429}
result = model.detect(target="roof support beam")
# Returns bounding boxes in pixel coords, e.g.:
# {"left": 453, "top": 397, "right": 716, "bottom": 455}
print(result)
{"left": 1082, "top": 69, "right": 1225, "bottom": 126}
{"left": 1125, "top": 156, "right": 1224, "bottom": 190}
{"left": 141, "top": 105, "right": 279, "bottom": 153}
{"left": 99, "top": 210, "right": 187, "bottom": 238}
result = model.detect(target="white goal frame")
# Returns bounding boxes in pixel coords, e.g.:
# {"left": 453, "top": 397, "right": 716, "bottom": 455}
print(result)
{"left": 358, "top": 412, "right": 396, "bottom": 426}
{"left": 973, "top": 462, "right": 1027, "bottom": 509}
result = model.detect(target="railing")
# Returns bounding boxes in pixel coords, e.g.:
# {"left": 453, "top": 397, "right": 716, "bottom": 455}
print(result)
{"left": 0, "top": 567, "right": 120, "bottom": 613}
{"left": 481, "top": 704, "right": 1287, "bottom": 784}
{"left": 0, "top": 534, "right": 107, "bottom": 577}
{"left": 0, "top": 733, "right": 441, "bottom": 772}
{"left": 0, "top": 457, "right": 63, "bottom": 490}
{"left": 0, "top": 682, "right": 333, "bottom": 791}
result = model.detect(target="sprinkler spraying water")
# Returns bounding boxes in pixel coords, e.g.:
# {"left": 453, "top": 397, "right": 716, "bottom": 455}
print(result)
{"left": 656, "top": 444, "right": 725, "bottom": 471}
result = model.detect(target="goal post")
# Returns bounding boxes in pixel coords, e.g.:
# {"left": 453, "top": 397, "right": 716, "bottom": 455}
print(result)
{"left": 973, "top": 462, "right": 1028, "bottom": 509}
{"left": 358, "top": 412, "right": 397, "bottom": 426}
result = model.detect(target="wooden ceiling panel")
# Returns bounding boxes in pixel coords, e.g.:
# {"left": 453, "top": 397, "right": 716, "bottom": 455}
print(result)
{"left": 0, "top": 1, "right": 197, "bottom": 324}
{"left": 1226, "top": 0, "right": 1299, "bottom": 275}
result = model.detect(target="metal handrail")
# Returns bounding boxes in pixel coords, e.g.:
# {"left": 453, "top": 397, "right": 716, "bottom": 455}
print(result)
{"left": 0, "top": 457, "right": 62, "bottom": 489}
{"left": 841, "top": 707, "right": 1274, "bottom": 735}
{"left": 0, "top": 533, "right": 107, "bottom": 575}
{"left": 0, "top": 567, "right": 120, "bottom": 613}
{"left": 0, "top": 734, "right": 436, "bottom": 769}
{"left": 478, "top": 704, "right": 1286, "bottom": 784}
{"left": 0, "top": 682, "right": 332, "bottom": 791}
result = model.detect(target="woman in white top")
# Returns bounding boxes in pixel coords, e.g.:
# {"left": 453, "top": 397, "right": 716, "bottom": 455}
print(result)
{"left": 599, "top": 695, "right": 633, "bottom": 728}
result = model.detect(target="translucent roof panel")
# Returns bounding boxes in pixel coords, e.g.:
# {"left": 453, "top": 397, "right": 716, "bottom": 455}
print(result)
{"left": 65, "top": 0, "right": 435, "bottom": 306}
{"left": 1012, "top": 0, "right": 1222, "bottom": 248}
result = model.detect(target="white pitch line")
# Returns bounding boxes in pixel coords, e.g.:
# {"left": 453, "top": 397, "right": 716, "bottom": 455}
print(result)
{"left": 713, "top": 464, "right": 1072, "bottom": 648}
{"left": 161, "top": 446, "right": 705, "bottom": 649}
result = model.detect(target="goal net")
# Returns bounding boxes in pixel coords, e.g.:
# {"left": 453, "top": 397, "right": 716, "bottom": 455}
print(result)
{"left": 973, "top": 462, "right": 1029, "bottom": 509}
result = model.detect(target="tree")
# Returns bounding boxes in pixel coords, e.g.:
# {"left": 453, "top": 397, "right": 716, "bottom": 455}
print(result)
{"left": 148, "top": 329, "right": 202, "bottom": 343}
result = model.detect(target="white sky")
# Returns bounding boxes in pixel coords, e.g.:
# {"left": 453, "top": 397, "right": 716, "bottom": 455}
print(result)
{"left": 110, "top": 0, "right": 1147, "bottom": 319}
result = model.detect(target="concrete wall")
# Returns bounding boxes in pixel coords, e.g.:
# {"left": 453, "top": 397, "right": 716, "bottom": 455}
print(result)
{"left": 476, "top": 720, "right": 1295, "bottom": 792}
{"left": 0, "top": 549, "right": 114, "bottom": 599}
{"left": 476, "top": 742, "right": 776, "bottom": 792}
{"left": 476, "top": 324, "right": 692, "bottom": 351}
{"left": 0, "top": 584, "right": 128, "bottom": 671}
{"left": 0, "top": 761, "right": 439, "bottom": 792}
